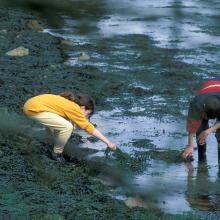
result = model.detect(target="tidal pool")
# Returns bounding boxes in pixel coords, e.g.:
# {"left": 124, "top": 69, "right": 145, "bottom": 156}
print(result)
{"left": 75, "top": 110, "right": 220, "bottom": 215}
{"left": 44, "top": 0, "right": 220, "bottom": 217}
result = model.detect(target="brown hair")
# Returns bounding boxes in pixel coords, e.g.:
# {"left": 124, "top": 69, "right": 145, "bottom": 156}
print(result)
{"left": 60, "top": 92, "right": 95, "bottom": 117}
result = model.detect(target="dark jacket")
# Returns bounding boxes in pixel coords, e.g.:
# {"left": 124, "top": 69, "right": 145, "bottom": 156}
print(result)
{"left": 187, "top": 78, "right": 220, "bottom": 133}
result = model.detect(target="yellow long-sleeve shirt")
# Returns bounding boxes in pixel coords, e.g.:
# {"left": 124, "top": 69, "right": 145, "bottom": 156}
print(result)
{"left": 23, "top": 94, "right": 95, "bottom": 134}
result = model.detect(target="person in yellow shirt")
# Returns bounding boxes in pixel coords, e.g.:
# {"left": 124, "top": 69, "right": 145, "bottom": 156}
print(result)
{"left": 23, "top": 92, "right": 117, "bottom": 163}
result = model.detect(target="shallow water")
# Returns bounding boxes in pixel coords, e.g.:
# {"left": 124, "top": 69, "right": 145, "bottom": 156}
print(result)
{"left": 45, "top": 0, "right": 220, "bottom": 216}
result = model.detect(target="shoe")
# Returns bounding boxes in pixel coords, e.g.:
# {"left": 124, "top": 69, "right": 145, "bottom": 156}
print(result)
{"left": 51, "top": 152, "right": 66, "bottom": 163}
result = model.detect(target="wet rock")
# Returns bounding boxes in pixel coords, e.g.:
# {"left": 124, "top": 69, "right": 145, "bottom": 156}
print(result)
{"left": 0, "top": 29, "right": 7, "bottom": 34}
{"left": 60, "top": 39, "right": 75, "bottom": 47}
{"left": 129, "top": 86, "right": 153, "bottom": 96}
{"left": 125, "top": 197, "right": 148, "bottom": 208}
{"left": 63, "top": 58, "right": 71, "bottom": 66}
{"left": 79, "top": 52, "right": 90, "bottom": 61}
{"left": 26, "top": 20, "right": 44, "bottom": 32}
{"left": 6, "top": 46, "right": 29, "bottom": 57}
{"left": 50, "top": 64, "right": 61, "bottom": 69}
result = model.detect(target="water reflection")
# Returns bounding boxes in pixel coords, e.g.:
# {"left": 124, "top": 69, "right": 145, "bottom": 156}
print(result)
{"left": 185, "top": 161, "right": 220, "bottom": 211}
{"left": 42, "top": 0, "right": 220, "bottom": 49}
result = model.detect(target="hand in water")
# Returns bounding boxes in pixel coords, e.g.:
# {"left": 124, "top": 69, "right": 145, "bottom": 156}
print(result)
{"left": 182, "top": 145, "right": 193, "bottom": 159}
{"left": 105, "top": 142, "right": 117, "bottom": 157}
{"left": 107, "top": 142, "right": 117, "bottom": 151}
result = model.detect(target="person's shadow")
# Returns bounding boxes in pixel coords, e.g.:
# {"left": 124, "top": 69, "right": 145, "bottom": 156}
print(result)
{"left": 185, "top": 160, "right": 220, "bottom": 211}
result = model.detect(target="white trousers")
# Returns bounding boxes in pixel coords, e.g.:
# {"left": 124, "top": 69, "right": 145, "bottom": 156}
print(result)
{"left": 30, "top": 112, "right": 74, "bottom": 153}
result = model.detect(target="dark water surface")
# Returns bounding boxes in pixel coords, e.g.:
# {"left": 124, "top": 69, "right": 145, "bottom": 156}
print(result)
{"left": 45, "top": 0, "right": 220, "bottom": 216}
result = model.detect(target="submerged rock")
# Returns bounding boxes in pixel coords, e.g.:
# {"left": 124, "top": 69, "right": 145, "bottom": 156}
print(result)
{"left": 26, "top": 20, "right": 44, "bottom": 32}
{"left": 60, "top": 39, "right": 75, "bottom": 47}
{"left": 79, "top": 52, "right": 90, "bottom": 61}
{"left": 125, "top": 197, "right": 148, "bottom": 209}
{"left": 0, "top": 29, "right": 7, "bottom": 34}
{"left": 6, "top": 46, "right": 29, "bottom": 57}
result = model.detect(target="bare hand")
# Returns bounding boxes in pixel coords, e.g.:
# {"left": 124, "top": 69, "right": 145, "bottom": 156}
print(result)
{"left": 107, "top": 142, "right": 117, "bottom": 151}
{"left": 182, "top": 145, "right": 193, "bottom": 159}
{"left": 197, "top": 129, "right": 212, "bottom": 145}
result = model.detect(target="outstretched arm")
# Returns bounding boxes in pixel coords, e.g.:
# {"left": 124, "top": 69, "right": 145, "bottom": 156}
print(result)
{"left": 92, "top": 128, "right": 117, "bottom": 150}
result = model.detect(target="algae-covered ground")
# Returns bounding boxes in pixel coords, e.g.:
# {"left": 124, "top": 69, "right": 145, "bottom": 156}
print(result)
{"left": 0, "top": 2, "right": 220, "bottom": 219}
{"left": 0, "top": 7, "right": 200, "bottom": 220}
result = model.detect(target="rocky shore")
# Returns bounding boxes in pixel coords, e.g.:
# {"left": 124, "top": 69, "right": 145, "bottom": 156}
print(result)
{"left": 0, "top": 7, "right": 198, "bottom": 220}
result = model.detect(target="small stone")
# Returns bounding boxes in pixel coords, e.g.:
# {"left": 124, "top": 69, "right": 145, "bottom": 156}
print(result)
{"left": 0, "top": 29, "right": 7, "bottom": 34}
{"left": 79, "top": 52, "right": 90, "bottom": 61}
{"left": 60, "top": 40, "right": 75, "bottom": 47}
{"left": 125, "top": 197, "right": 148, "bottom": 208}
{"left": 27, "top": 20, "right": 44, "bottom": 32}
{"left": 63, "top": 58, "right": 72, "bottom": 66}
{"left": 6, "top": 46, "right": 29, "bottom": 57}
{"left": 50, "top": 64, "right": 61, "bottom": 69}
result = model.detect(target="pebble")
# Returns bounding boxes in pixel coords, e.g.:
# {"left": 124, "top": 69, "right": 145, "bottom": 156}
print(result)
{"left": 27, "top": 20, "right": 44, "bottom": 32}
{"left": 125, "top": 197, "right": 148, "bottom": 208}
{"left": 0, "top": 29, "right": 7, "bottom": 34}
{"left": 6, "top": 46, "right": 29, "bottom": 57}
{"left": 60, "top": 40, "right": 75, "bottom": 47}
{"left": 79, "top": 52, "right": 90, "bottom": 61}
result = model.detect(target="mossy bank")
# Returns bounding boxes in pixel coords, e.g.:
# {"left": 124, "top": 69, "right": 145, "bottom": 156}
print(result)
{"left": 0, "top": 7, "right": 202, "bottom": 220}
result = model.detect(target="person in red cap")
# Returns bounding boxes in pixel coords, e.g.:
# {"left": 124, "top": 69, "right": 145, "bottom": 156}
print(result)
{"left": 182, "top": 78, "right": 220, "bottom": 161}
